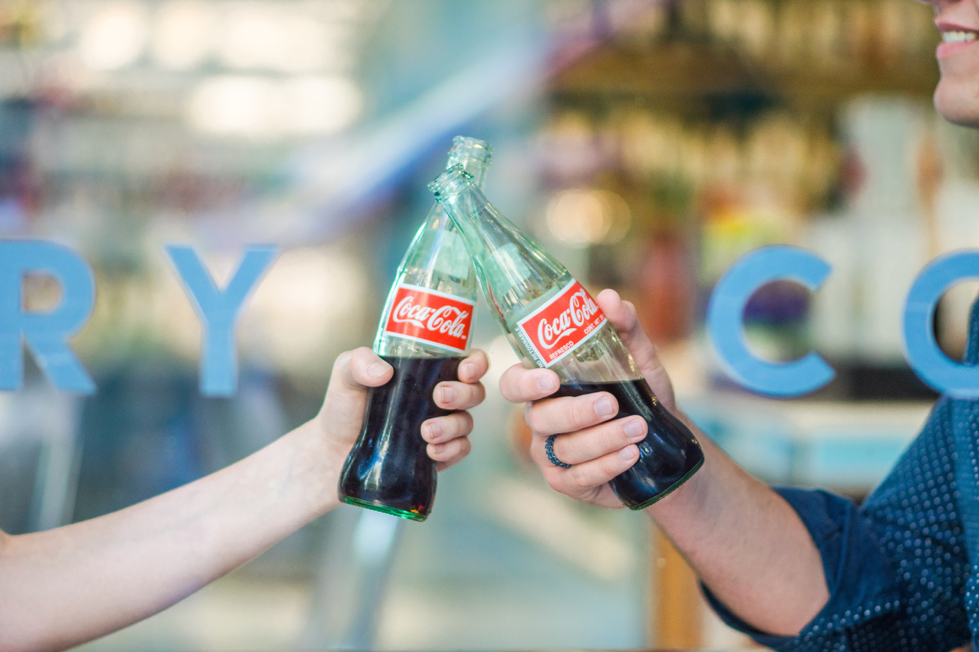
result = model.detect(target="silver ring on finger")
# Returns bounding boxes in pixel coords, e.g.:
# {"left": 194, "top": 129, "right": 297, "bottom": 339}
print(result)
{"left": 545, "top": 434, "right": 572, "bottom": 468}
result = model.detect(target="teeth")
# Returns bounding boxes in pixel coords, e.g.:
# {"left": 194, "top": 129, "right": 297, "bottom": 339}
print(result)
{"left": 943, "top": 30, "right": 978, "bottom": 43}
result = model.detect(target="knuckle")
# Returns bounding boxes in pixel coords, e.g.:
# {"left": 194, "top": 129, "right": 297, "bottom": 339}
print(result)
{"left": 444, "top": 414, "right": 462, "bottom": 437}
{"left": 599, "top": 424, "right": 618, "bottom": 452}
{"left": 568, "top": 465, "right": 590, "bottom": 489}
{"left": 526, "top": 407, "right": 546, "bottom": 434}
{"left": 473, "top": 349, "right": 489, "bottom": 372}
{"left": 602, "top": 452, "right": 625, "bottom": 476}
{"left": 567, "top": 400, "right": 585, "bottom": 430}
{"left": 439, "top": 440, "right": 459, "bottom": 459}
{"left": 471, "top": 382, "right": 487, "bottom": 405}
{"left": 452, "top": 415, "right": 466, "bottom": 436}
{"left": 351, "top": 346, "right": 374, "bottom": 364}
{"left": 331, "top": 351, "right": 352, "bottom": 373}
{"left": 543, "top": 468, "right": 566, "bottom": 491}
{"left": 569, "top": 397, "right": 594, "bottom": 430}
{"left": 446, "top": 439, "right": 463, "bottom": 455}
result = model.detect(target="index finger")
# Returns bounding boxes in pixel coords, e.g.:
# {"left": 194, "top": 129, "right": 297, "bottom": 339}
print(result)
{"left": 524, "top": 391, "right": 619, "bottom": 436}
{"left": 499, "top": 363, "right": 560, "bottom": 403}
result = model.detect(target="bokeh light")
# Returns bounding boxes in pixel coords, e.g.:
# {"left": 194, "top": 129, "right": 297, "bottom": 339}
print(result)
{"left": 79, "top": 2, "right": 148, "bottom": 70}
{"left": 546, "top": 188, "right": 631, "bottom": 247}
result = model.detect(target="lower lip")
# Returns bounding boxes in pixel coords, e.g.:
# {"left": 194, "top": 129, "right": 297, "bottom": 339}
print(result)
{"left": 937, "top": 39, "right": 978, "bottom": 58}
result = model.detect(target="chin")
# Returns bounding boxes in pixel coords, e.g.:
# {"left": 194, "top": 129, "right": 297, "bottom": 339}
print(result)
{"left": 934, "top": 79, "right": 979, "bottom": 128}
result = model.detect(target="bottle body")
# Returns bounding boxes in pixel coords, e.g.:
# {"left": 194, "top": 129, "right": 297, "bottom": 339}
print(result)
{"left": 551, "top": 378, "right": 703, "bottom": 507}
{"left": 338, "top": 355, "right": 461, "bottom": 519}
{"left": 430, "top": 167, "right": 703, "bottom": 508}
{"left": 338, "top": 139, "right": 490, "bottom": 521}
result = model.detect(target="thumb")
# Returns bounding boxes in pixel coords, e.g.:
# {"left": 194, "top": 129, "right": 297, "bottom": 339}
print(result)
{"left": 317, "top": 347, "right": 393, "bottom": 444}
{"left": 595, "top": 289, "right": 677, "bottom": 412}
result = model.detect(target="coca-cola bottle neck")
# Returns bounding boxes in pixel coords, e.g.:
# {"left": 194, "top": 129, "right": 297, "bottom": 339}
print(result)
{"left": 393, "top": 144, "right": 492, "bottom": 289}
{"left": 429, "top": 165, "right": 473, "bottom": 203}
{"left": 374, "top": 142, "right": 491, "bottom": 359}
{"left": 430, "top": 165, "right": 570, "bottom": 323}
{"left": 446, "top": 136, "right": 491, "bottom": 189}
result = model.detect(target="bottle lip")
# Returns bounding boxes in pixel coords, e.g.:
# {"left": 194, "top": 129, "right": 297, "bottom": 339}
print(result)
{"left": 428, "top": 164, "right": 473, "bottom": 199}
{"left": 449, "top": 136, "right": 492, "bottom": 162}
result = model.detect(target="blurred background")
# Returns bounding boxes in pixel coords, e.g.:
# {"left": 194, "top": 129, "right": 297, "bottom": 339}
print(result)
{"left": 0, "top": 0, "right": 977, "bottom": 649}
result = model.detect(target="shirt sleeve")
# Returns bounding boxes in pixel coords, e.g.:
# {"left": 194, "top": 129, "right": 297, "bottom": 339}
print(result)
{"left": 703, "top": 397, "right": 971, "bottom": 651}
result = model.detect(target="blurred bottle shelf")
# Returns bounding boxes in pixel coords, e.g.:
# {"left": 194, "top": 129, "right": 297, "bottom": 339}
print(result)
{"left": 551, "top": 41, "right": 939, "bottom": 106}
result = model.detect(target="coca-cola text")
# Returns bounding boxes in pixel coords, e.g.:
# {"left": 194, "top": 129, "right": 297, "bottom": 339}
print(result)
{"left": 384, "top": 284, "right": 474, "bottom": 353}
{"left": 517, "top": 280, "right": 607, "bottom": 366}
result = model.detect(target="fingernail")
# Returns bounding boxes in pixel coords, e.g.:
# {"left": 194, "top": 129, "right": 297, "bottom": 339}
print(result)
{"left": 536, "top": 375, "right": 555, "bottom": 393}
{"left": 460, "top": 361, "right": 473, "bottom": 381}
{"left": 624, "top": 419, "right": 644, "bottom": 439}
{"left": 368, "top": 362, "right": 391, "bottom": 378}
{"left": 440, "top": 385, "right": 457, "bottom": 403}
{"left": 619, "top": 445, "right": 638, "bottom": 460}
{"left": 425, "top": 420, "right": 443, "bottom": 442}
{"left": 595, "top": 397, "right": 614, "bottom": 416}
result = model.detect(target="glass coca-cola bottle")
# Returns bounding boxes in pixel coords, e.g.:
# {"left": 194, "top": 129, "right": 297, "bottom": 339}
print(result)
{"left": 429, "top": 166, "right": 703, "bottom": 509}
{"left": 338, "top": 138, "right": 491, "bottom": 522}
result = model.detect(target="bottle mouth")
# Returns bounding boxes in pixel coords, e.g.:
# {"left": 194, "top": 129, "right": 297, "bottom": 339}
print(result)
{"left": 448, "top": 136, "right": 492, "bottom": 165}
{"left": 429, "top": 164, "right": 473, "bottom": 200}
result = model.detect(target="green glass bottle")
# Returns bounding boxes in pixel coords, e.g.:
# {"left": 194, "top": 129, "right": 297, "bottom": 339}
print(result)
{"left": 338, "top": 138, "right": 492, "bottom": 521}
{"left": 430, "top": 166, "right": 703, "bottom": 509}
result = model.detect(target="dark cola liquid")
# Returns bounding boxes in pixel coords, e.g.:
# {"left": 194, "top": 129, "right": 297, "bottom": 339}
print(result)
{"left": 553, "top": 379, "right": 704, "bottom": 509}
{"left": 338, "top": 355, "right": 462, "bottom": 521}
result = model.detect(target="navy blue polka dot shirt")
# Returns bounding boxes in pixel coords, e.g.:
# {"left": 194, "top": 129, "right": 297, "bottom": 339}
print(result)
{"left": 706, "top": 300, "right": 979, "bottom": 650}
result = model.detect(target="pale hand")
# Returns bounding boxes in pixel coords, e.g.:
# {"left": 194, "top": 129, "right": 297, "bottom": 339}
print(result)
{"left": 317, "top": 346, "right": 489, "bottom": 476}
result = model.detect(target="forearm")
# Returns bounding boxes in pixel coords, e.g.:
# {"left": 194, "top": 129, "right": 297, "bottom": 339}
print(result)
{"left": 0, "top": 419, "right": 342, "bottom": 652}
{"left": 647, "top": 418, "right": 829, "bottom": 637}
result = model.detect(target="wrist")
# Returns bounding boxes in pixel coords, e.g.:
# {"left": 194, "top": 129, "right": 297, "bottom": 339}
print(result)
{"left": 293, "top": 419, "right": 349, "bottom": 515}
{"left": 643, "top": 428, "right": 713, "bottom": 525}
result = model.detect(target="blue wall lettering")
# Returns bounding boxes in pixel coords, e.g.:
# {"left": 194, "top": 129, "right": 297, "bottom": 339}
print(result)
{"left": 4, "top": 239, "right": 977, "bottom": 400}
{"left": 166, "top": 245, "right": 277, "bottom": 397}
{"left": 904, "top": 250, "right": 979, "bottom": 398}
{"left": 706, "top": 245, "right": 835, "bottom": 396}
{"left": 0, "top": 240, "right": 96, "bottom": 393}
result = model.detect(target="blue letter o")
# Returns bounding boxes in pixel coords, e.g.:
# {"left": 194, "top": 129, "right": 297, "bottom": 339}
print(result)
{"left": 904, "top": 250, "right": 979, "bottom": 398}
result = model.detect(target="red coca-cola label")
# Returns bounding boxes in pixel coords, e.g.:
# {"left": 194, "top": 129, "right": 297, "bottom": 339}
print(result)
{"left": 383, "top": 284, "right": 475, "bottom": 353}
{"left": 516, "top": 280, "right": 607, "bottom": 367}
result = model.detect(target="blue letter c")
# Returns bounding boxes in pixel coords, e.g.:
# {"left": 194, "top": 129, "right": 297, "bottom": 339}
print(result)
{"left": 706, "top": 246, "right": 835, "bottom": 397}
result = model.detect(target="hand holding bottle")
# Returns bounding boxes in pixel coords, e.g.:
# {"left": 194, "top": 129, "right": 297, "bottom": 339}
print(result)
{"left": 499, "top": 290, "right": 683, "bottom": 509}
{"left": 431, "top": 165, "right": 703, "bottom": 508}
{"left": 338, "top": 138, "right": 492, "bottom": 521}
{"left": 498, "top": 290, "right": 831, "bottom": 635}
{"left": 323, "top": 346, "right": 488, "bottom": 478}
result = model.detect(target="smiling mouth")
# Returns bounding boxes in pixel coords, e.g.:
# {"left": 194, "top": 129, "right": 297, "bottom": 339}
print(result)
{"left": 936, "top": 26, "right": 979, "bottom": 58}
{"left": 942, "top": 30, "right": 978, "bottom": 43}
